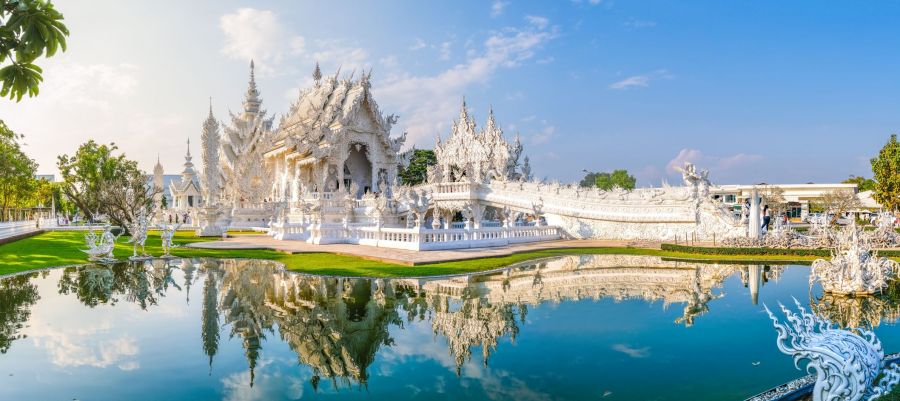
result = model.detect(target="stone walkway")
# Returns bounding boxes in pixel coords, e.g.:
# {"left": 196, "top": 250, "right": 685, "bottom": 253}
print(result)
{"left": 186, "top": 235, "right": 662, "bottom": 266}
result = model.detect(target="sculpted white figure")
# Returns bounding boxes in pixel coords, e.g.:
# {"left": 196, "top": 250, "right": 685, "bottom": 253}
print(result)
{"left": 83, "top": 224, "right": 119, "bottom": 263}
{"left": 811, "top": 224, "right": 899, "bottom": 295}
{"left": 160, "top": 223, "right": 182, "bottom": 257}
{"left": 126, "top": 209, "right": 151, "bottom": 260}
{"left": 765, "top": 299, "right": 900, "bottom": 401}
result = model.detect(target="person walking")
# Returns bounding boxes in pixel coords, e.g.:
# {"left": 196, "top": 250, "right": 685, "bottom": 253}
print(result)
{"left": 761, "top": 205, "right": 771, "bottom": 233}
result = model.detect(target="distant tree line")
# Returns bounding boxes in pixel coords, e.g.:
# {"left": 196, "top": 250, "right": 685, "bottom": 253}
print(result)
{"left": 579, "top": 169, "right": 636, "bottom": 191}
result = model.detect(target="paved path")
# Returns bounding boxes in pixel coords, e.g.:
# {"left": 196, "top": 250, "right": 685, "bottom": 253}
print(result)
{"left": 186, "top": 235, "right": 662, "bottom": 266}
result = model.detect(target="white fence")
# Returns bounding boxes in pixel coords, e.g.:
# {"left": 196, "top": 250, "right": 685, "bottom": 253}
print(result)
{"left": 348, "top": 225, "right": 561, "bottom": 251}
{"left": 0, "top": 220, "right": 39, "bottom": 241}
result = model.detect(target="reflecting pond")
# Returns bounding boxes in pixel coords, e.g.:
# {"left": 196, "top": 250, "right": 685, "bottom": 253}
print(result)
{"left": 2, "top": 255, "right": 900, "bottom": 400}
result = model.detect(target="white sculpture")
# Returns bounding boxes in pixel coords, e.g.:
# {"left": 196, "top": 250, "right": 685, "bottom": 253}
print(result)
{"left": 811, "top": 224, "right": 899, "bottom": 295}
{"left": 126, "top": 210, "right": 151, "bottom": 260}
{"left": 83, "top": 224, "right": 120, "bottom": 263}
{"left": 160, "top": 223, "right": 182, "bottom": 258}
{"left": 433, "top": 100, "right": 526, "bottom": 183}
{"left": 765, "top": 299, "right": 900, "bottom": 401}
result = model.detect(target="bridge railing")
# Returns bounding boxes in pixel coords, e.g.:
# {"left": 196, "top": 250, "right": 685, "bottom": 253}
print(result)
{"left": 345, "top": 224, "right": 561, "bottom": 251}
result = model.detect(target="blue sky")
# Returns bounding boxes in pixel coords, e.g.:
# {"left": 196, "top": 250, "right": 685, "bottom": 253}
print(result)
{"left": 1, "top": 0, "right": 897, "bottom": 186}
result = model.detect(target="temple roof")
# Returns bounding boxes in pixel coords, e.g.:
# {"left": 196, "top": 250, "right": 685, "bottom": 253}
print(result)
{"left": 273, "top": 67, "right": 405, "bottom": 159}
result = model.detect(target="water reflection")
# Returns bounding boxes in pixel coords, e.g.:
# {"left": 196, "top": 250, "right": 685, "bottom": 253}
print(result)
{"left": 3, "top": 254, "right": 900, "bottom": 396}
{"left": 0, "top": 273, "right": 40, "bottom": 354}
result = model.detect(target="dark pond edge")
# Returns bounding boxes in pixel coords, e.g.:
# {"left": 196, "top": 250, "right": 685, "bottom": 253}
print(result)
{"left": 744, "top": 353, "right": 900, "bottom": 401}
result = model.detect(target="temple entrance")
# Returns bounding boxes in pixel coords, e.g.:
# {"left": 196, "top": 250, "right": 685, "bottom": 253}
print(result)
{"left": 344, "top": 144, "right": 373, "bottom": 198}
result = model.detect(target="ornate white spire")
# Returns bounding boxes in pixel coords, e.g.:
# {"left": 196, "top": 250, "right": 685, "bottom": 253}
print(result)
{"left": 243, "top": 60, "right": 261, "bottom": 114}
{"left": 312, "top": 61, "right": 322, "bottom": 83}
{"left": 185, "top": 138, "right": 193, "bottom": 164}
{"left": 201, "top": 99, "right": 222, "bottom": 204}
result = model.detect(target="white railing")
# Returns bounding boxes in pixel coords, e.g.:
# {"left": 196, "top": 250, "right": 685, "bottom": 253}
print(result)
{"left": 0, "top": 220, "right": 38, "bottom": 240}
{"left": 345, "top": 225, "right": 561, "bottom": 251}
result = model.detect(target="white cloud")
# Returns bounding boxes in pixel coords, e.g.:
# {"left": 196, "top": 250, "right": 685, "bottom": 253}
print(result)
{"left": 609, "top": 69, "right": 671, "bottom": 90}
{"left": 28, "top": 315, "right": 141, "bottom": 370}
{"left": 311, "top": 39, "right": 370, "bottom": 73}
{"left": 611, "top": 343, "right": 650, "bottom": 358}
{"left": 410, "top": 38, "right": 428, "bottom": 51}
{"left": 530, "top": 120, "right": 556, "bottom": 144}
{"left": 375, "top": 21, "right": 558, "bottom": 146}
{"left": 526, "top": 15, "right": 549, "bottom": 30}
{"left": 439, "top": 41, "right": 453, "bottom": 60}
{"left": 219, "top": 8, "right": 305, "bottom": 74}
{"left": 490, "top": 0, "right": 509, "bottom": 17}
{"left": 666, "top": 148, "right": 764, "bottom": 177}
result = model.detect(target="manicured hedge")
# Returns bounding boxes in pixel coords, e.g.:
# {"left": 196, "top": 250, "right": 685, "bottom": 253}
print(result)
{"left": 661, "top": 243, "right": 900, "bottom": 258}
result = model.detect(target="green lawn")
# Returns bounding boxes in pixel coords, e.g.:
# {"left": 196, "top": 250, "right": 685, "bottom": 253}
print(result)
{"left": 0, "top": 230, "right": 824, "bottom": 278}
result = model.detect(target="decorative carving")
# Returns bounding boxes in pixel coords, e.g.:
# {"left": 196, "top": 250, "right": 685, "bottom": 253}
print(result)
{"left": 765, "top": 299, "right": 900, "bottom": 401}
{"left": 126, "top": 209, "right": 151, "bottom": 260}
{"left": 811, "top": 224, "right": 899, "bottom": 295}
{"left": 160, "top": 223, "right": 182, "bottom": 257}
{"left": 83, "top": 224, "right": 120, "bottom": 263}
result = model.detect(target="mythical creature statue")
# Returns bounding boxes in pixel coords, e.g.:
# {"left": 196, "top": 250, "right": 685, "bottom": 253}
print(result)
{"left": 83, "top": 224, "right": 120, "bottom": 263}
{"left": 810, "top": 224, "right": 899, "bottom": 295}
{"left": 765, "top": 299, "right": 900, "bottom": 401}
{"left": 159, "top": 223, "right": 182, "bottom": 257}
{"left": 870, "top": 212, "right": 899, "bottom": 249}
{"left": 126, "top": 210, "right": 151, "bottom": 260}
{"left": 531, "top": 198, "right": 545, "bottom": 226}
{"left": 400, "top": 187, "right": 432, "bottom": 228}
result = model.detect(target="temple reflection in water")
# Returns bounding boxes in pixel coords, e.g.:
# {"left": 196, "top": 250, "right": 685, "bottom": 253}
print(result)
{"left": 3, "top": 254, "right": 899, "bottom": 391}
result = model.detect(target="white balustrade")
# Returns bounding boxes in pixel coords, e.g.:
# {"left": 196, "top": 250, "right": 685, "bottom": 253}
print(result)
{"left": 0, "top": 220, "right": 39, "bottom": 240}
{"left": 342, "top": 224, "right": 561, "bottom": 251}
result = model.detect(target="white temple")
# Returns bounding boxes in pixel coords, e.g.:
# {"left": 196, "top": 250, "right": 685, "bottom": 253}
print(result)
{"left": 152, "top": 61, "right": 746, "bottom": 246}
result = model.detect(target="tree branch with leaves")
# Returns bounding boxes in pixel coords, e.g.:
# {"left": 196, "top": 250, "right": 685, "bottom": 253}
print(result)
{"left": 0, "top": 0, "right": 69, "bottom": 101}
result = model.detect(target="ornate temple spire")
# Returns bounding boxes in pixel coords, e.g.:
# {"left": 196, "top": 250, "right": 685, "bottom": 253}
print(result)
{"left": 243, "top": 60, "right": 261, "bottom": 114}
{"left": 485, "top": 105, "right": 497, "bottom": 133}
{"left": 312, "top": 61, "right": 322, "bottom": 83}
{"left": 458, "top": 97, "right": 470, "bottom": 122}
{"left": 201, "top": 98, "right": 222, "bottom": 204}
{"left": 181, "top": 138, "right": 196, "bottom": 179}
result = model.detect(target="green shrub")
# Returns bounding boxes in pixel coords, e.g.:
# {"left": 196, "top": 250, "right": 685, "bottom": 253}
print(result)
{"left": 660, "top": 243, "right": 900, "bottom": 258}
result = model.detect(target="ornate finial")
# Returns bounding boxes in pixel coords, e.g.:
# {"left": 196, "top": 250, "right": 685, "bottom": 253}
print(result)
{"left": 186, "top": 138, "right": 192, "bottom": 159}
{"left": 459, "top": 96, "right": 468, "bottom": 118}
{"left": 243, "top": 60, "right": 261, "bottom": 113}
{"left": 312, "top": 61, "right": 322, "bottom": 82}
{"left": 208, "top": 97, "right": 213, "bottom": 116}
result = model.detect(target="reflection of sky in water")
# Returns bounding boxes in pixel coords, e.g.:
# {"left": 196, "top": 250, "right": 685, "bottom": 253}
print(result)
{"left": 1, "top": 256, "right": 900, "bottom": 401}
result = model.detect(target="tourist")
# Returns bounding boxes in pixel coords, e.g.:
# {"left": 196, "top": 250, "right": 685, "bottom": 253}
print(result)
{"left": 762, "top": 205, "right": 771, "bottom": 233}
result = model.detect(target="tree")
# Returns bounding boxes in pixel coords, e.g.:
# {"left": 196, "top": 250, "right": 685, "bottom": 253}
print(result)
{"left": 872, "top": 134, "right": 900, "bottom": 211}
{"left": 595, "top": 169, "right": 636, "bottom": 191}
{"left": 0, "top": 119, "right": 36, "bottom": 220}
{"left": 57, "top": 140, "right": 158, "bottom": 231}
{"left": 842, "top": 175, "right": 876, "bottom": 192}
{"left": 821, "top": 188, "right": 861, "bottom": 224}
{"left": 759, "top": 185, "right": 787, "bottom": 214}
{"left": 579, "top": 172, "right": 601, "bottom": 188}
{"left": 0, "top": 0, "right": 70, "bottom": 101}
{"left": 398, "top": 149, "right": 436, "bottom": 185}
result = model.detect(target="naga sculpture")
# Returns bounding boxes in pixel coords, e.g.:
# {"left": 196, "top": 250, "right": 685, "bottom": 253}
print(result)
{"left": 83, "top": 224, "right": 120, "bottom": 263}
{"left": 810, "top": 224, "right": 898, "bottom": 295}
{"left": 765, "top": 299, "right": 900, "bottom": 401}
